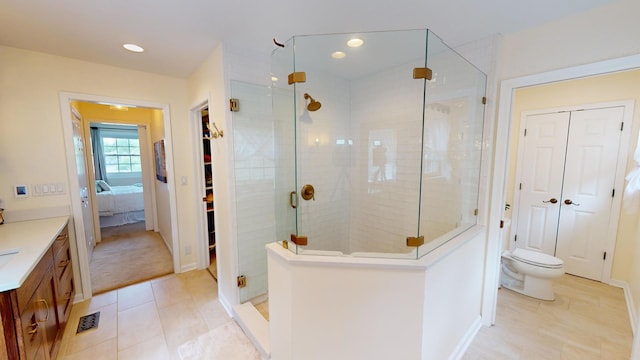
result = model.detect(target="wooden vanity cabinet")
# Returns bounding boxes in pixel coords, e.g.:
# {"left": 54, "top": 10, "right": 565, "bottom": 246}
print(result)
{"left": 0, "top": 225, "right": 73, "bottom": 360}
{"left": 51, "top": 227, "right": 74, "bottom": 335}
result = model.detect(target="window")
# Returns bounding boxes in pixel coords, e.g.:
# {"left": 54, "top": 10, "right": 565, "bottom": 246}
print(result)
{"left": 103, "top": 136, "right": 141, "bottom": 174}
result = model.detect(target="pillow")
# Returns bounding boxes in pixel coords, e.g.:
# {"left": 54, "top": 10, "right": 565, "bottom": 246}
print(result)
{"left": 96, "top": 180, "right": 111, "bottom": 192}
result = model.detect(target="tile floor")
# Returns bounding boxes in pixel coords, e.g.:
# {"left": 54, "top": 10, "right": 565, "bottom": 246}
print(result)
{"left": 463, "top": 274, "right": 633, "bottom": 359}
{"left": 59, "top": 270, "right": 633, "bottom": 359}
{"left": 58, "top": 270, "right": 248, "bottom": 360}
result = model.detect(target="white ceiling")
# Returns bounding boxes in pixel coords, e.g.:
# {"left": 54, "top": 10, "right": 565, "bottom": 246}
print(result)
{"left": 0, "top": 0, "right": 616, "bottom": 78}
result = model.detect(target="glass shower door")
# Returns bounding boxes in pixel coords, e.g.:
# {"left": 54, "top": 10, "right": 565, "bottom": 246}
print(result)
{"left": 231, "top": 80, "right": 276, "bottom": 303}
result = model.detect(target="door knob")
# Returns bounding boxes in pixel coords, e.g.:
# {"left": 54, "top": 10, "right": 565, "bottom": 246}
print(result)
{"left": 564, "top": 199, "right": 580, "bottom": 206}
{"left": 543, "top": 198, "right": 558, "bottom": 204}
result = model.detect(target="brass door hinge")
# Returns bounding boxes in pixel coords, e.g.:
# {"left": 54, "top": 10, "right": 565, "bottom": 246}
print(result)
{"left": 290, "top": 234, "right": 308, "bottom": 246}
{"left": 288, "top": 72, "right": 306, "bottom": 85}
{"left": 482, "top": 97, "right": 487, "bottom": 105}
{"left": 406, "top": 235, "right": 425, "bottom": 247}
{"left": 413, "top": 67, "right": 433, "bottom": 80}
{"left": 237, "top": 275, "right": 247, "bottom": 288}
{"left": 474, "top": 209, "right": 479, "bottom": 216}
{"left": 230, "top": 98, "right": 239, "bottom": 112}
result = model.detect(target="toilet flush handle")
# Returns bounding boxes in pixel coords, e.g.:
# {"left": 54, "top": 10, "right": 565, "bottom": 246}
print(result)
{"left": 542, "top": 198, "right": 558, "bottom": 204}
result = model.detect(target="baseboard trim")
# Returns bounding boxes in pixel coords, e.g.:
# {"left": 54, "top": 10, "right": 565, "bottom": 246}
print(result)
{"left": 180, "top": 263, "right": 198, "bottom": 273}
{"left": 449, "top": 315, "right": 482, "bottom": 360}
{"left": 609, "top": 279, "right": 636, "bottom": 334}
{"left": 218, "top": 293, "right": 234, "bottom": 318}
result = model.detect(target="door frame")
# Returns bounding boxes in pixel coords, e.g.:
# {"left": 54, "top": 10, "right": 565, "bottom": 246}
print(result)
{"left": 482, "top": 53, "right": 640, "bottom": 326}
{"left": 510, "top": 101, "right": 633, "bottom": 280}
{"left": 60, "top": 92, "right": 180, "bottom": 300}
{"left": 189, "top": 99, "right": 214, "bottom": 269}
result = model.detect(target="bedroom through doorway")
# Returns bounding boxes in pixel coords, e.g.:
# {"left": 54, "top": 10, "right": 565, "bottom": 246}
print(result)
{"left": 73, "top": 101, "right": 174, "bottom": 294}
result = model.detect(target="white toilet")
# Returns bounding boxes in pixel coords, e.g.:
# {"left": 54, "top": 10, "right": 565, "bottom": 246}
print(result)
{"left": 500, "top": 248, "right": 564, "bottom": 301}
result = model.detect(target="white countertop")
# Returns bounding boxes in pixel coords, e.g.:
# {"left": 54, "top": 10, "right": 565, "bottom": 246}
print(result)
{"left": 0, "top": 216, "right": 69, "bottom": 292}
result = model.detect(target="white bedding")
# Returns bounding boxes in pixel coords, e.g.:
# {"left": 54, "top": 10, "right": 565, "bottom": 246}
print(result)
{"left": 97, "top": 185, "right": 144, "bottom": 216}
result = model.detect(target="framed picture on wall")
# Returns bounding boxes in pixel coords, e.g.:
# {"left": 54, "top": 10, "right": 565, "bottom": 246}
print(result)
{"left": 154, "top": 139, "right": 167, "bottom": 183}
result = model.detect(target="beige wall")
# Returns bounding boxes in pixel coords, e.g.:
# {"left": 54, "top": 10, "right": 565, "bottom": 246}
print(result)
{"left": 0, "top": 45, "right": 197, "bottom": 277}
{"left": 186, "top": 45, "right": 237, "bottom": 304}
{"left": 499, "top": 0, "right": 640, "bottom": 80}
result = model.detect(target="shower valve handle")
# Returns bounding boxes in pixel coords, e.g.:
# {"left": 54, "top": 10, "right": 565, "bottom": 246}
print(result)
{"left": 301, "top": 184, "right": 315, "bottom": 201}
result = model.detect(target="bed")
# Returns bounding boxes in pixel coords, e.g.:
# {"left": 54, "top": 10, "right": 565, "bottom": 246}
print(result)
{"left": 96, "top": 182, "right": 145, "bottom": 227}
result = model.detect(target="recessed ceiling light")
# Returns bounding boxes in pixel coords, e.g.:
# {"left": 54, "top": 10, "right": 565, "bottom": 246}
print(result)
{"left": 332, "top": 51, "right": 346, "bottom": 59}
{"left": 123, "top": 43, "right": 144, "bottom": 53}
{"left": 347, "top": 38, "right": 364, "bottom": 48}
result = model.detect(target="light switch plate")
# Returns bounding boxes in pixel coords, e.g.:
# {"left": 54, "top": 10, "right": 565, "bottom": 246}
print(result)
{"left": 14, "top": 184, "right": 29, "bottom": 198}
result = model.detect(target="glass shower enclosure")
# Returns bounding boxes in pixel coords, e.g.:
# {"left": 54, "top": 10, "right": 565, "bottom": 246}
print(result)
{"left": 272, "top": 29, "right": 487, "bottom": 259}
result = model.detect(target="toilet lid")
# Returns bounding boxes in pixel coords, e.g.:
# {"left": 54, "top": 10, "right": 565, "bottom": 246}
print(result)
{"left": 512, "top": 248, "right": 563, "bottom": 267}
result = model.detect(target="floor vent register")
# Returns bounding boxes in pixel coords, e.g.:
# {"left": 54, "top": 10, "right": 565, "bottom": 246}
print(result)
{"left": 77, "top": 312, "right": 100, "bottom": 333}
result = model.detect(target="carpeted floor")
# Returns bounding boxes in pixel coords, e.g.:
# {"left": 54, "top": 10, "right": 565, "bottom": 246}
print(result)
{"left": 177, "top": 321, "right": 261, "bottom": 360}
{"left": 90, "top": 222, "right": 174, "bottom": 294}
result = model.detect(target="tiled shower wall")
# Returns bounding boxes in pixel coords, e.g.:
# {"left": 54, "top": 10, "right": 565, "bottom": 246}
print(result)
{"left": 294, "top": 71, "right": 352, "bottom": 253}
{"left": 348, "top": 62, "right": 425, "bottom": 254}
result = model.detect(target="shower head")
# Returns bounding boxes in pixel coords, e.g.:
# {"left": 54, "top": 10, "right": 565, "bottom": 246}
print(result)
{"left": 304, "top": 93, "right": 322, "bottom": 111}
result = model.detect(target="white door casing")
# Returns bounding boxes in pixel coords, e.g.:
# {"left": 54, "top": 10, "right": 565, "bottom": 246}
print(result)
{"left": 514, "top": 106, "right": 625, "bottom": 281}
{"left": 555, "top": 107, "right": 623, "bottom": 280}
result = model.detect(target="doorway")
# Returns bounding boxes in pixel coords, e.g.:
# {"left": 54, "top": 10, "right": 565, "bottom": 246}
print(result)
{"left": 60, "top": 92, "right": 181, "bottom": 300}
{"left": 512, "top": 105, "right": 628, "bottom": 281}
{"left": 482, "top": 57, "right": 640, "bottom": 328}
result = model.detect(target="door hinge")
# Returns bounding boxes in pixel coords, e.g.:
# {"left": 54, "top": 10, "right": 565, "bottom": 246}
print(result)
{"left": 229, "top": 98, "right": 240, "bottom": 112}
{"left": 612, "top": 189, "right": 615, "bottom": 198}
{"left": 482, "top": 96, "right": 487, "bottom": 105}
{"left": 524, "top": 128, "right": 527, "bottom": 136}
{"left": 514, "top": 235, "right": 517, "bottom": 242}
{"left": 519, "top": 183, "right": 522, "bottom": 190}
{"left": 621, "top": 122, "right": 624, "bottom": 131}
{"left": 603, "top": 252, "right": 607, "bottom": 260}
{"left": 237, "top": 275, "right": 247, "bottom": 288}
{"left": 500, "top": 220, "right": 504, "bottom": 229}
{"left": 474, "top": 209, "right": 478, "bottom": 216}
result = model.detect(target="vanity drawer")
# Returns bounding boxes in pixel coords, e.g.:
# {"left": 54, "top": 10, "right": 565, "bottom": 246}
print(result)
{"left": 56, "top": 262, "right": 74, "bottom": 327}
{"left": 16, "top": 250, "right": 54, "bottom": 314}
{"left": 51, "top": 226, "right": 69, "bottom": 257}
{"left": 53, "top": 238, "right": 71, "bottom": 284}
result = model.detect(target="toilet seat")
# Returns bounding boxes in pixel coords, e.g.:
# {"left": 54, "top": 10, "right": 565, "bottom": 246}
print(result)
{"left": 511, "top": 248, "right": 563, "bottom": 269}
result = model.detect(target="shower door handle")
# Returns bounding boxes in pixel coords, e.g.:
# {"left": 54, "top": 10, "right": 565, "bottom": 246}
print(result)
{"left": 290, "top": 191, "right": 297, "bottom": 208}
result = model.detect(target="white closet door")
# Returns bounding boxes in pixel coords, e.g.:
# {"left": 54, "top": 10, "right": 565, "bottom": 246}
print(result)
{"left": 515, "top": 112, "right": 570, "bottom": 255}
{"left": 556, "top": 107, "right": 623, "bottom": 280}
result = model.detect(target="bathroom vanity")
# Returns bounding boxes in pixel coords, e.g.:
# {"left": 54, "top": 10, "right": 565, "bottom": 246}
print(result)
{"left": 0, "top": 217, "right": 73, "bottom": 360}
